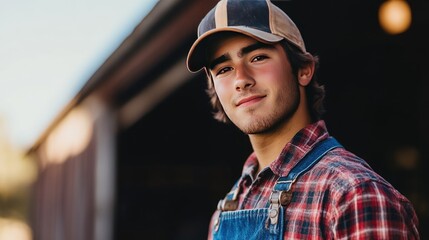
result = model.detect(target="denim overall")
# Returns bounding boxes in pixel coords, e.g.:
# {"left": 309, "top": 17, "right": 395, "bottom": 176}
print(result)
{"left": 212, "top": 137, "right": 342, "bottom": 240}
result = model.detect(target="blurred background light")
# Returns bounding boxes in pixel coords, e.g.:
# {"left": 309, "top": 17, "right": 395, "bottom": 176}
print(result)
{"left": 393, "top": 146, "right": 420, "bottom": 170}
{"left": 379, "top": 0, "right": 412, "bottom": 34}
{"left": 0, "top": 120, "right": 37, "bottom": 197}
{"left": 0, "top": 218, "right": 32, "bottom": 240}
{"left": 44, "top": 106, "right": 93, "bottom": 165}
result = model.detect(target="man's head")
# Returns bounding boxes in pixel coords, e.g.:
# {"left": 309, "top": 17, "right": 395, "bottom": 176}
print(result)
{"left": 186, "top": 0, "right": 325, "bottom": 125}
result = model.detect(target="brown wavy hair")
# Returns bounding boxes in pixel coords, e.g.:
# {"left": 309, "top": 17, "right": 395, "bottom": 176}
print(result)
{"left": 204, "top": 39, "right": 326, "bottom": 124}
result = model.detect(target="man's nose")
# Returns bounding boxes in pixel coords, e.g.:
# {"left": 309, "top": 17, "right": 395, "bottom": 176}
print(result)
{"left": 234, "top": 64, "right": 255, "bottom": 91}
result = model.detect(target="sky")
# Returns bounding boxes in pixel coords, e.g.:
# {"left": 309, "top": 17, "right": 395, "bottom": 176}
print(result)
{"left": 0, "top": 0, "right": 158, "bottom": 150}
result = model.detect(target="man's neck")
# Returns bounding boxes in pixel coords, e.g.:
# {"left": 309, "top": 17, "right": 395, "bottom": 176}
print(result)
{"left": 249, "top": 109, "right": 311, "bottom": 174}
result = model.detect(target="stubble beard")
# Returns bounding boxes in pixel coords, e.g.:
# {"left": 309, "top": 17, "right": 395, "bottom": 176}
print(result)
{"left": 236, "top": 84, "right": 300, "bottom": 135}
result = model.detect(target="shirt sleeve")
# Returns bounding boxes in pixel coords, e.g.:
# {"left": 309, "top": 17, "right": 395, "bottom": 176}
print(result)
{"left": 332, "top": 180, "right": 420, "bottom": 239}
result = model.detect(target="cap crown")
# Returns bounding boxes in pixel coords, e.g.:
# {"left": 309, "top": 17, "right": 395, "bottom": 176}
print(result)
{"left": 198, "top": 0, "right": 272, "bottom": 37}
{"left": 187, "top": 0, "right": 306, "bottom": 72}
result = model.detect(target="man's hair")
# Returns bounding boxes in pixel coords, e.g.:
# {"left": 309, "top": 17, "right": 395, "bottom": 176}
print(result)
{"left": 204, "top": 39, "right": 326, "bottom": 124}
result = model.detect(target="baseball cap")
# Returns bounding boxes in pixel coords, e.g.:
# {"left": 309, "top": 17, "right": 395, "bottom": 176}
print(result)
{"left": 186, "top": 0, "right": 306, "bottom": 72}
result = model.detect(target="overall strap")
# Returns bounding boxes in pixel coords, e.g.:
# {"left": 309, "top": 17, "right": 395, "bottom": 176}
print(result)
{"left": 274, "top": 136, "right": 342, "bottom": 192}
{"left": 217, "top": 178, "right": 241, "bottom": 211}
{"left": 267, "top": 137, "right": 342, "bottom": 226}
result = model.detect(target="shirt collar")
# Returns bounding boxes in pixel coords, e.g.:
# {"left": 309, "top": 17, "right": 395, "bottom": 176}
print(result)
{"left": 241, "top": 120, "right": 330, "bottom": 178}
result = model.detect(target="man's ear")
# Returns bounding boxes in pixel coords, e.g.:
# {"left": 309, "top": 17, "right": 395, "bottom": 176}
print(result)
{"left": 297, "top": 60, "right": 315, "bottom": 87}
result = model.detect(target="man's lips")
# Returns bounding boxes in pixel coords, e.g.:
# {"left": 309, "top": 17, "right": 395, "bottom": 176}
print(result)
{"left": 236, "top": 95, "right": 265, "bottom": 106}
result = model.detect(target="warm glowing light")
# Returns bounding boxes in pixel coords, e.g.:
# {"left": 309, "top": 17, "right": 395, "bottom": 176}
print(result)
{"left": 0, "top": 153, "right": 37, "bottom": 196}
{"left": 45, "top": 107, "right": 93, "bottom": 165}
{"left": 393, "top": 146, "right": 420, "bottom": 170}
{"left": 379, "top": 0, "right": 412, "bottom": 34}
{"left": 0, "top": 119, "right": 37, "bottom": 196}
{"left": 0, "top": 218, "right": 32, "bottom": 240}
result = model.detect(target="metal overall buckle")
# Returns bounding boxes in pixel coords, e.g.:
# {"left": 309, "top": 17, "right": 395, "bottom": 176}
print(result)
{"left": 267, "top": 190, "right": 292, "bottom": 227}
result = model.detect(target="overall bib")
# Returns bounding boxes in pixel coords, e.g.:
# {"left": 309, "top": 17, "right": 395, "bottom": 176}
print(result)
{"left": 212, "top": 137, "right": 342, "bottom": 240}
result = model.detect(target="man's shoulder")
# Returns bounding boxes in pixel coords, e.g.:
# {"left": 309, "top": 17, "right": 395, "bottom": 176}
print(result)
{"left": 310, "top": 148, "right": 395, "bottom": 192}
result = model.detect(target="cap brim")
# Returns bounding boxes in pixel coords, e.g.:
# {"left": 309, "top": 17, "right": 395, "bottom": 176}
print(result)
{"left": 186, "top": 26, "right": 284, "bottom": 72}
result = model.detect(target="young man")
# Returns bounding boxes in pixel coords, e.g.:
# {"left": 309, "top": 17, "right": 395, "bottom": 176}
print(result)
{"left": 186, "top": 0, "right": 420, "bottom": 239}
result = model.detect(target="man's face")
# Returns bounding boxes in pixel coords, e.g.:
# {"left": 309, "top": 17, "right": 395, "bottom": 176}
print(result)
{"left": 207, "top": 33, "right": 300, "bottom": 134}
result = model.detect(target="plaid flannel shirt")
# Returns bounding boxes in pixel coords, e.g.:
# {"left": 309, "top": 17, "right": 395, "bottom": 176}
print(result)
{"left": 208, "top": 120, "right": 419, "bottom": 239}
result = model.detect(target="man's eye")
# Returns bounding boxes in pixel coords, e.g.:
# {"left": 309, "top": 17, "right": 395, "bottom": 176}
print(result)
{"left": 251, "top": 55, "right": 267, "bottom": 62}
{"left": 217, "top": 67, "right": 232, "bottom": 75}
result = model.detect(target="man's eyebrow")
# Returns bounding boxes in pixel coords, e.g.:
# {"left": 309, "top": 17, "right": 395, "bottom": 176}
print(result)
{"left": 240, "top": 42, "right": 275, "bottom": 56}
{"left": 207, "top": 42, "right": 275, "bottom": 70}
{"left": 208, "top": 54, "right": 230, "bottom": 70}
